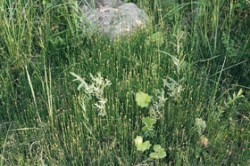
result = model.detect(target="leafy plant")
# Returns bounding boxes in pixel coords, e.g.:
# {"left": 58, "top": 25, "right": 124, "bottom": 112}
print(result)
{"left": 224, "top": 88, "right": 244, "bottom": 107}
{"left": 71, "top": 72, "right": 111, "bottom": 116}
{"left": 142, "top": 117, "right": 156, "bottom": 132}
{"left": 135, "top": 91, "right": 151, "bottom": 108}
{"left": 194, "top": 118, "right": 206, "bottom": 135}
{"left": 134, "top": 136, "right": 151, "bottom": 152}
{"left": 134, "top": 91, "right": 166, "bottom": 162}
{"left": 163, "top": 76, "right": 184, "bottom": 101}
{"left": 199, "top": 135, "right": 209, "bottom": 147}
{"left": 146, "top": 31, "right": 165, "bottom": 46}
{"left": 149, "top": 145, "right": 167, "bottom": 159}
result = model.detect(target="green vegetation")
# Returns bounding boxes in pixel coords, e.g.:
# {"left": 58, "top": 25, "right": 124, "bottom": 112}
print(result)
{"left": 0, "top": 0, "right": 249, "bottom": 165}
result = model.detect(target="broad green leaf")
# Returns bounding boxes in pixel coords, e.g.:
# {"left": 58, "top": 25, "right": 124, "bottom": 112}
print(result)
{"left": 134, "top": 136, "right": 143, "bottom": 145}
{"left": 142, "top": 117, "right": 156, "bottom": 127}
{"left": 136, "top": 141, "right": 151, "bottom": 152}
{"left": 146, "top": 32, "right": 165, "bottom": 46}
{"left": 142, "top": 117, "right": 156, "bottom": 132}
{"left": 149, "top": 145, "right": 166, "bottom": 159}
{"left": 153, "top": 145, "right": 162, "bottom": 151}
{"left": 150, "top": 150, "right": 166, "bottom": 159}
{"left": 142, "top": 126, "right": 149, "bottom": 132}
{"left": 142, "top": 126, "right": 152, "bottom": 132}
{"left": 136, "top": 92, "right": 151, "bottom": 108}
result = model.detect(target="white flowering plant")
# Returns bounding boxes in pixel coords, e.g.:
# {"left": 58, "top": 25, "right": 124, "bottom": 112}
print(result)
{"left": 70, "top": 72, "right": 111, "bottom": 116}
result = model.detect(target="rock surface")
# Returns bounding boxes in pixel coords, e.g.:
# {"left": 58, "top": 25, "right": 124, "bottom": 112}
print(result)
{"left": 95, "top": 0, "right": 123, "bottom": 8}
{"left": 80, "top": 0, "right": 149, "bottom": 38}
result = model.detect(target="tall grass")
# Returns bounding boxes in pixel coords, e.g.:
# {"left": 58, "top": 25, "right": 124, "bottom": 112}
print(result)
{"left": 0, "top": 0, "right": 249, "bottom": 165}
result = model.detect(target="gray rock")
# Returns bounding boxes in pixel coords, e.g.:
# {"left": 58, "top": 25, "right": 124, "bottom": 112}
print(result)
{"left": 80, "top": 0, "right": 149, "bottom": 38}
{"left": 95, "top": 0, "right": 123, "bottom": 8}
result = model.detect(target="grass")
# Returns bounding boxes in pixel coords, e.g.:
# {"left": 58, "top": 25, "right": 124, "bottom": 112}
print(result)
{"left": 0, "top": 0, "right": 249, "bottom": 165}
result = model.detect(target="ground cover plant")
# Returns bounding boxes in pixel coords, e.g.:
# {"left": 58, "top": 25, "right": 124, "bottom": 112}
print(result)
{"left": 0, "top": 0, "right": 249, "bottom": 165}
